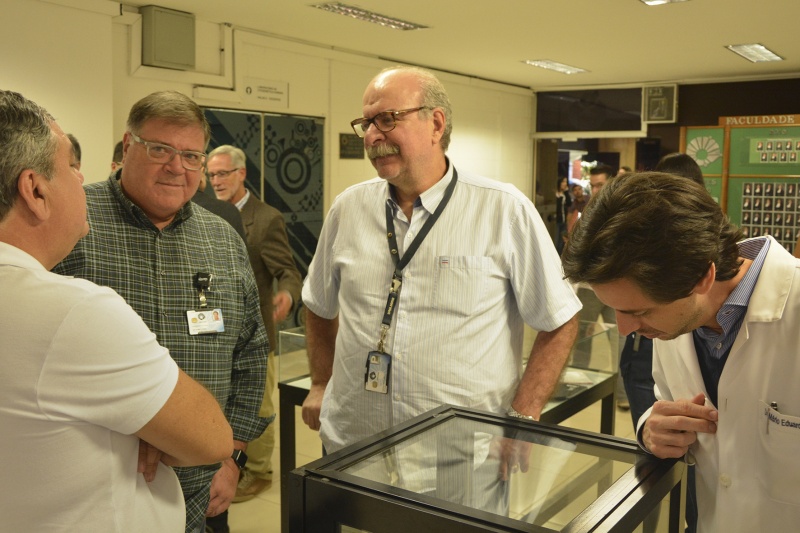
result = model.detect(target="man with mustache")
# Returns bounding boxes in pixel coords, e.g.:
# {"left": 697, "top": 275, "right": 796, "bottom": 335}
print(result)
{"left": 561, "top": 172, "right": 800, "bottom": 532}
{"left": 300, "top": 66, "right": 580, "bottom": 475}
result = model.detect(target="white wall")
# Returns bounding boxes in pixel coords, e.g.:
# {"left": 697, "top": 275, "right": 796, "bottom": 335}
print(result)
{"left": 8, "top": 0, "right": 535, "bottom": 210}
{"left": 5, "top": 0, "right": 116, "bottom": 184}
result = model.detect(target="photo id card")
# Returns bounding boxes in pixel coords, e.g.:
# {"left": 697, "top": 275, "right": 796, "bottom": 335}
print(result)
{"left": 364, "top": 351, "right": 391, "bottom": 394}
{"left": 186, "top": 308, "right": 225, "bottom": 335}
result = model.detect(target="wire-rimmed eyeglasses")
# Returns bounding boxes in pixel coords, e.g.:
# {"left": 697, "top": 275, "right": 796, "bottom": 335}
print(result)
{"left": 129, "top": 132, "right": 207, "bottom": 171}
{"left": 350, "top": 107, "right": 430, "bottom": 138}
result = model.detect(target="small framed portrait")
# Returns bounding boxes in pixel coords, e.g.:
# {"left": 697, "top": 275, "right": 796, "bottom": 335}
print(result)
{"left": 764, "top": 198, "right": 773, "bottom": 210}
{"left": 742, "top": 212, "right": 751, "bottom": 223}
{"left": 775, "top": 213, "right": 783, "bottom": 225}
{"left": 774, "top": 228, "right": 783, "bottom": 240}
{"left": 771, "top": 153, "right": 779, "bottom": 162}
{"left": 744, "top": 183, "right": 753, "bottom": 195}
{"left": 752, "top": 226, "right": 761, "bottom": 236}
{"left": 776, "top": 183, "right": 785, "bottom": 196}
{"left": 792, "top": 152, "right": 798, "bottom": 162}
{"left": 786, "top": 213, "right": 794, "bottom": 226}
{"left": 765, "top": 183, "right": 774, "bottom": 196}
{"left": 796, "top": 141, "right": 800, "bottom": 150}
{"left": 743, "top": 197, "right": 751, "bottom": 209}
{"left": 776, "top": 198, "right": 784, "bottom": 210}
{"left": 787, "top": 183, "right": 796, "bottom": 196}
{"left": 767, "top": 141, "right": 774, "bottom": 151}
{"left": 781, "top": 153, "right": 788, "bottom": 162}
{"left": 753, "top": 212, "right": 761, "bottom": 224}
{"left": 786, "top": 141, "right": 794, "bottom": 151}
{"left": 776, "top": 141, "right": 784, "bottom": 151}
{"left": 755, "top": 183, "right": 763, "bottom": 195}
{"left": 788, "top": 198, "right": 796, "bottom": 211}
{"left": 761, "top": 152, "right": 769, "bottom": 162}
{"left": 754, "top": 198, "right": 762, "bottom": 209}
{"left": 764, "top": 213, "right": 772, "bottom": 225}
{"left": 742, "top": 226, "right": 751, "bottom": 237}
{"left": 757, "top": 141, "right": 764, "bottom": 151}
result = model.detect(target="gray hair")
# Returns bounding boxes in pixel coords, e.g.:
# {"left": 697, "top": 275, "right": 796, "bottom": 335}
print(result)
{"left": 380, "top": 66, "right": 453, "bottom": 152}
{"left": 207, "top": 144, "right": 247, "bottom": 168}
{"left": 126, "top": 90, "right": 210, "bottom": 146}
{"left": 0, "top": 90, "right": 58, "bottom": 220}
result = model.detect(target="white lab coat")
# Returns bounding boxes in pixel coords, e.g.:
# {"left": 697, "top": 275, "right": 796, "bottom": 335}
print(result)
{"left": 637, "top": 237, "right": 800, "bottom": 532}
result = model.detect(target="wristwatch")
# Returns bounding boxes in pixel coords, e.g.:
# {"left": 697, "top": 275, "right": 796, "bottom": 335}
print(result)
{"left": 231, "top": 449, "right": 248, "bottom": 470}
{"left": 507, "top": 406, "right": 536, "bottom": 421}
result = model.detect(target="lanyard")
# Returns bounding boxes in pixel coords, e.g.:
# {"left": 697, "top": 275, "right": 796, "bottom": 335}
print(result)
{"left": 377, "top": 168, "right": 458, "bottom": 351}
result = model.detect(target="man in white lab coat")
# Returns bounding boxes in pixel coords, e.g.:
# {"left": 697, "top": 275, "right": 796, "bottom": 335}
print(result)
{"left": 561, "top": 171, "right": 800, "bottom": 532}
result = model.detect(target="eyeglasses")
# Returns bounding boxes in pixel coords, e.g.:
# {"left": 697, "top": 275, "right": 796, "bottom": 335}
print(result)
{"left": 207, "top": 168, "right": 241, "bottom": 180}
{"left": 128, "top": 132, "right": 207, "bottom": 171}
{"left": 350, "top": 107, "right": 430, "bottom": 138}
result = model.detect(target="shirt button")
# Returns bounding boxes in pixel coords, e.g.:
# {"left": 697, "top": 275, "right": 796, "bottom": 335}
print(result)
{"left": 716, "top": 343, "right": 722, "bottom": 350}
{"left": 719, "top": 474, "right": 732, "bottom": 488}
{"left": 394, "top": 394, "right": 401, "bottom": 401}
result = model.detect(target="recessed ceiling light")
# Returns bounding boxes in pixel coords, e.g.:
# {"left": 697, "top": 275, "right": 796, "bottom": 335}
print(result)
{"left": 726, "top": 43, "right": 784, "bottom": 63}
{"left": 522, "top": 60, "right": 588, "bottom": 75}
{"left": 640, "top": 0, "right": 689, "bottom": 5}
{"left": 311, "top": 3, "right": 427, "bottom": 31}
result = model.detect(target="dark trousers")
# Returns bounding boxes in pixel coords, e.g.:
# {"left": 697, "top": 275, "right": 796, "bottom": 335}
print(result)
{"left": 620, "top": 333, "right": 697, "bottom": 533}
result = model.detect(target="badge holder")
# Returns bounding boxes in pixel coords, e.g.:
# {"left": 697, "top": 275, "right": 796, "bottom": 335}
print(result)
{"left": 186, "top": 272, "right": 225, "bottom": 335}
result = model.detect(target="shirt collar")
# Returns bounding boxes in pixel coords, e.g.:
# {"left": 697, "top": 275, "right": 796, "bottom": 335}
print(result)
{"left": 235, "top": 189, "right": 250, "bottom": 211}
{"left": 700, "top": 236, "right": 770, "bottom": 338}
{"left": 386, "top": 158, "right": 454, "bottom": 216}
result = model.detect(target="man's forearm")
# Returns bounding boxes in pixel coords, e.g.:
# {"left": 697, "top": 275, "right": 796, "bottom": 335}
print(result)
{"left": 511, "top": 314, "right": 579, "bottom": 419}
{"left": 305, "top": 308, "right": 338, "bottom": 386}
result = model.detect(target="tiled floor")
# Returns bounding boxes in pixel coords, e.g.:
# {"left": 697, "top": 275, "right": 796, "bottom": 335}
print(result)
{"left": 227, "top": 328, "right": 673, "bottom": 532}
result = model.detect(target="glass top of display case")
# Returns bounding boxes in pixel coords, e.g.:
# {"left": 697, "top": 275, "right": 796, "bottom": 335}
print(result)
{"left": 292, "top": 406, "right": 683, "bottom": 532}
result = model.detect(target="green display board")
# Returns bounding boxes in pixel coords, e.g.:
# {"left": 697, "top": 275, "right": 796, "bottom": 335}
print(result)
{"left": 729, "top": 126, "right": 800, "bottom": 176}
{"left": 728, "top": 177, "right": 800, "bottom": 253}
{"left": 685, "top": 127, "right": 724, "bottom": 175}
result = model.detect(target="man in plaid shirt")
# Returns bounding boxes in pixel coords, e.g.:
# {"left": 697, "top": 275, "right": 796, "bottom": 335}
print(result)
{"left": 55, "top": 91, "right": 269, "bottom": 533}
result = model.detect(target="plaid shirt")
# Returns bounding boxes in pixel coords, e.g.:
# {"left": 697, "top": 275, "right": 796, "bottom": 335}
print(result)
{"left": 54, "top": 175, "right": 270, "bottom": 532}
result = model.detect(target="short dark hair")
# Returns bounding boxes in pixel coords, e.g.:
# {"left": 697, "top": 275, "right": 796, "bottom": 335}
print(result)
{"left": 561, "top": 172, "right": 743, "bottom": 303}
{"left": 655, "top": 153, "right": 704, "bottom": 186}
{"left": 67, "top": 133, "right": 81, "bottom": 163}
{"left": 112, "top": 140, "right": 124, "bottom": 164}
{"left": 0, "top": 90, "right": 57, "bottom": 220}
{"left": 590, "top": 163, "right": 614, "bottom": 178}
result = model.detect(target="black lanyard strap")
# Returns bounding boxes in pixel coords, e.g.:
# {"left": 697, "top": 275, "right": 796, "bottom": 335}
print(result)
{"left": 379, "top": 169, "right": 459, "bottom": 336}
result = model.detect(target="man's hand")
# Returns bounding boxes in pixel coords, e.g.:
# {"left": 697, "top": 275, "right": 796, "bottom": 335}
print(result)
{"left": 206, "top": 458, "right": 239, "bottom": 517}
{"left": 301, "top": 384, "right": 326, "bottom": 431}
{"left": 138, "top": 440, "right": 163, "bottom": 482}
{"left": 489, "top": 436, "right": 533, "bottom": 482}
{"left": 643, "top": 393, "right": 718, "bottom": 459}
{"left": 272, "top": 291, "right": 292, "bottom": 323}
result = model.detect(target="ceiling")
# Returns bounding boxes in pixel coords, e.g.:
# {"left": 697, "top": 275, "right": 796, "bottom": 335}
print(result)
{"left": 122, "top": 0, "right": 800, "bottom": 91}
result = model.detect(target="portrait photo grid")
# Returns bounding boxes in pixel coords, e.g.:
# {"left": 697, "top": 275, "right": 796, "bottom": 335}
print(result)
{"left": 740, "top": 180, "right": 798, "bottom": 253}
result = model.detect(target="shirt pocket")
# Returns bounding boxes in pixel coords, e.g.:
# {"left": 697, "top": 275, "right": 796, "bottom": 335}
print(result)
{"left": 432, "top": 256, "right": 490, "bottom": 316}
{"left": 755, "top": 400, "right": 800, "bottom": 506}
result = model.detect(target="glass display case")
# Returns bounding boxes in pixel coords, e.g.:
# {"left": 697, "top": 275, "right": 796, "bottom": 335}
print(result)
{"left": 288, "top": 405, "right": 685, "bottom": 532}
{"left": 277, "top": 323, "right": 621, "bottom": 533}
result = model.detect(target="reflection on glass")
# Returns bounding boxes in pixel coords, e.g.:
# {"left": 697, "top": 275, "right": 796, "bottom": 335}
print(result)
{"left": 338, "top": 417, "right": 637, "bottom": 529}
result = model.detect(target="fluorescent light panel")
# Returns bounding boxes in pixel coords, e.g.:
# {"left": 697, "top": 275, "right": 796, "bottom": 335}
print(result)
{"left": 311, "top": 3, "right": 427, "bottom": 31}
{"left": 523, "top": 60, "right": 587, "bottom": 75}
{"left": 640, "top": 0, "right": 689, "bottom": 5}
{"left": 726, "top": 43, "right": 784, "bottom": 63}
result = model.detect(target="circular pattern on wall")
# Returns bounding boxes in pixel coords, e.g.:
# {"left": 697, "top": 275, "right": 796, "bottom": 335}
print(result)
{"left": 276, "top": 148, "right": 311, "bottom": 194}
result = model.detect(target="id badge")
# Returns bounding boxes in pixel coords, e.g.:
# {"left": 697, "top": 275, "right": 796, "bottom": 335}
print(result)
{"left": 364, "top": 351, "right": 391, "bottom": 394}
{"left": 186, "top": 308, "right": 225, "bottom": 335}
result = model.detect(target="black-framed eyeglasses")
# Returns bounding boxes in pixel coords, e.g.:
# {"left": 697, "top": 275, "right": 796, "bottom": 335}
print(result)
{"left": 207, "top": 168, "right": 241, "bottom": 180}
{"left": 129, "top": 132, "right": 207, "bottom": 171}
{"left": 350, "top": 107, "right": 430, "bottom": 138}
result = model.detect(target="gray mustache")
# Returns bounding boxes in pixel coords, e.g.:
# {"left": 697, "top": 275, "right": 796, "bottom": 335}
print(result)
{"left": 366, "top": 144, "right": 400, "bottom": 159}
